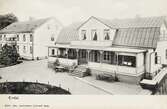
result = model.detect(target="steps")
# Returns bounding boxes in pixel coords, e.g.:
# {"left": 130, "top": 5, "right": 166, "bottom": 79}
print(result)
{"left": 69, "top": 65, "right": 88, "bottom": 78}
{"left": 140, "top": 68, "right": 167, "bottom": 90}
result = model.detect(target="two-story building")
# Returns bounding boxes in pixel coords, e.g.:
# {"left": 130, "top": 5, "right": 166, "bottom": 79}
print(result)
{"left": 0, "top": 17, "right": 63, "bottom": 59}
{"left": 48, "top": 16, "right": 167, "bottom": 84}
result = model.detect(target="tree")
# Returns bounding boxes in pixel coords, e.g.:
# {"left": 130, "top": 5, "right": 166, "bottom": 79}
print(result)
{"left": 0, "top": 44, "right": 19, "bottom": 65}
{"left": 0, "top": 13, "right": 18, "bottom": 30}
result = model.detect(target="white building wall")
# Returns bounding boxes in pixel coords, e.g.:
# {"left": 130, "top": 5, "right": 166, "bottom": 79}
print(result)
{"left": 33, "top": 18, "right": 63, "bottom": 59}
{"left": 16, "top": 33, "right": 33, "bottom": 59}
{"left": 78, "top": 17, "right": 116, "bottom": 41}
{"left": 156, "top": 24, "right": 167, "bottom": 65}
{"left": 0, "top": 33, "right": 33, "bottom": 59}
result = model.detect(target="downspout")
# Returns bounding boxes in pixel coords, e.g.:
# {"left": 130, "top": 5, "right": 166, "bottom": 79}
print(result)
{"left": 149, "top": 50, "right": 155, "bottom": 77}
{"left": 32, "top": 32, "right": 34, "bottom": 60}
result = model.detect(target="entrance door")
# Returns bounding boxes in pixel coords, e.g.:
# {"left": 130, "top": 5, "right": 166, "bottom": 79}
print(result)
{"left": 94, "top": 51, "right": 99, "bottom": 62}
{"left": 78, "top": 50, "right": 87, "bottom": 65}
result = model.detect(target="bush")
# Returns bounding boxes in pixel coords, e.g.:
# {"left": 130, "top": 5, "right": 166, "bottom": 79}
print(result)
{"left": 53, "top": 59, "right": 60, "bottom": 66}
{"left": 0, "top": 44, "right": 19, "bottom": 65}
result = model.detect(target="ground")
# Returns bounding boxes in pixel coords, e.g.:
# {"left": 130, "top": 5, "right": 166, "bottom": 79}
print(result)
{"left": 0, "top": 59, "right": 151, "bottom": 95}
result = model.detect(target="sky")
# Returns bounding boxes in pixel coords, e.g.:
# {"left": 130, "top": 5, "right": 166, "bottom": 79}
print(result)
{"left": 0, "top": 0, "right": 167, "bottom": 26}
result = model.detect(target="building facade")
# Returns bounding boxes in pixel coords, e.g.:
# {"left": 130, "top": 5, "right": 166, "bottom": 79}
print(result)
{"left": 0, "top": 18, "right": 63, "bottom": 59}
{"left": 49, "top": 16, "right": 167, "bottom": 84}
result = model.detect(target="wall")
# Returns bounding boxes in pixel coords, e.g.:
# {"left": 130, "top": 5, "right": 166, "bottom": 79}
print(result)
{"left": 16, "top": 33, "right": 33, "bottom": 59}
{"left": 0, "top": 33, "right": 33, "bottom": 59}
{"left": 156, "top": 24, "right": 167, "bottom": 65}
{"left": 48, "top": 56, "right": 78, "bottom": 66}
{"left": 33, "top": 18, "right": 63, "bottom": 59}
{"left": 78, "top": 17, "right": 116, "bottom": 41}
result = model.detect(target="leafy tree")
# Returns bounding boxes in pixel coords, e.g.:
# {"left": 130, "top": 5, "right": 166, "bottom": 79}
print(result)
{"left": 0, "top": 13, "right": 18, "bottom": 30}
{"left": 0, "top": 44, "right": 19, "bottom": 65}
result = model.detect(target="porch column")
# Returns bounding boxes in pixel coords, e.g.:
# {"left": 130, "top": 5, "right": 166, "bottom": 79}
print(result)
{"left": 100, "top": 50, "right": 103, "bottom": 63}
{"left": 76, "top": 49, "right": 79, "bottom": 59}
{"left": 66, "top": 48, "right": 69, "bottom": 59}
{"left": 57, "top": 48, "right": 59, "bottom": 57}
{"left": 87, "top": 50, "right": 90, "bottom": 62}
{"left": 76, "top": 49, "right": 79, "bottom": 65}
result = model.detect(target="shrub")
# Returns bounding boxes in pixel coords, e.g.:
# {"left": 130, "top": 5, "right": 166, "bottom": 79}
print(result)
{"left": 53, "top": 59, "right": 60, "bottom": 66}
{"left": 0, "top": 44, "right": 19, "bottom": 65}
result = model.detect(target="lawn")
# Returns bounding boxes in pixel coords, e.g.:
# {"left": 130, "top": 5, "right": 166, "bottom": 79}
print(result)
{"left": 0, "top": 82, "right": 71, "bottom": 94}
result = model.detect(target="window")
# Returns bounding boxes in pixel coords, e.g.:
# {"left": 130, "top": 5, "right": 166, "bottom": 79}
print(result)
{"left": 91, "top": 30, "right": 98, "bottom": 41}
{"left": 51, "top": 37, "right": 54, "bottom": 41}
{"left": 23, "top": 34, "right": 26, "bottom": 42}
{"left": 81, "top": 30, "right": 86, "bottom": 40}
{"left": 103, "top": 51, "right": 110, "bottom": 60}
{"left": 0, "top": 35, "right": 2, "bottom": 40}
{"left": 118, "top": 55, "right": 136, "bottom": 67}
{"left": 4, "top": 35, "right": 6, "bottom": 41}
{"left": 23, "top": 46, "right": 26, "bottom": 53}
{"left": 104, "top": 29, "right": 110, "bottom": 40}
{"left": 30, "top": 46, "right": 33, "bottom": 54}
{"left": 155, "top": 52, "right": 158, "bottom": 64}
{"left": 51, "top": 49, "right": 55, "bottom": 55}
{"left": 30, "top": 34, "right": 33, "bottom": 42}
{"left": 17, "top": 35, "right": 19, "bottom": 41}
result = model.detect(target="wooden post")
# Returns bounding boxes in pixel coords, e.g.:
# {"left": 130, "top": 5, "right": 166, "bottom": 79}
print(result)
{"left": 99, "top": 50, "right": 103, "bottom": 63}
{"left": 87, "top": 50, "right": 90, "bottom": 62}
{"left": 66, "top": 48, "right": 69, "bottom": 59}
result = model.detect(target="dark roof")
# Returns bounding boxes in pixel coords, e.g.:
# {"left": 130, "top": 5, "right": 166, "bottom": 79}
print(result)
{"left": 56, "top": 16, "right": 167, "bottom": 48}
{"left": 0, "top": 18, "right": 50, "bottom": 34}
{"left": 110, "top": 16, "right": 166, "bottom": 28}
{"left": 113, "top": 27, "right": 160, "bottom": 48}
{"left": 56, "top": 22, "right": 82, "bottom": 44}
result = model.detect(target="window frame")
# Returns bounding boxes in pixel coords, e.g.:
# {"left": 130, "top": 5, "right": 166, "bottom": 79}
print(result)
{"left": 91, "top": 29, "right": 98, "bottom": 41}
{"left": 104, "top": 29, "right": 110, "bottom": 40}
{"left": 81, "top": 30, "right": 87, "bottom": 40}
{"left": 30, "top": 34, "right": 33, "bottom": 42}
{"left": 23, "top": 34, "right": 26, "bottom": 42}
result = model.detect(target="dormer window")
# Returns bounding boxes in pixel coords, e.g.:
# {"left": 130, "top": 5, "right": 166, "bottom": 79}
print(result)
{"left": 104, "top": 29, "right": 110, "bottom": 40}
{"left": 81, "top": 30, "right": 86, "bottom": 40}
{"left": 92, "top": 30, "right": 97, "bottom": 41}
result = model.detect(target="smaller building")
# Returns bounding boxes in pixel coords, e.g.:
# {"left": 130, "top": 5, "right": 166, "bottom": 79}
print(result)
{"left": 48, "top": 16, "right": 167, "bottom": 84}
{"left": 0, "top": 18, "right": 63, "bottom": 59}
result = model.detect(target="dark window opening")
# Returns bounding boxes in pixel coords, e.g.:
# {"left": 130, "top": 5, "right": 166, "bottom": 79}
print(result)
{"left": 52, "top": 49, "right": 55, "bottom": 55}
{"left": 93, "top": 32, "right": 97, "bottom": 40}
{"left": 118, "top": 55, "right": 136, "bottom": 67}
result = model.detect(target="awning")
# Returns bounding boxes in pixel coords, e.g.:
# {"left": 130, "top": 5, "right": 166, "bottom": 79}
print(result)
{"left": 54, "top": 44, "right": 147, "bottom": 53}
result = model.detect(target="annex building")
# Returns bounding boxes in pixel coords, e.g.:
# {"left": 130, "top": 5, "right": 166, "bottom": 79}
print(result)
{"left": 48, "top": 16, "right": 167, "bottom": 84}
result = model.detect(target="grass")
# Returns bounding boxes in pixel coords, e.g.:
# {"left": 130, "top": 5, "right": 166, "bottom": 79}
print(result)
{"left": 0, "top": 61, "right": 23, "bottom": 68}
{"left": 0, "top": 82, "right": 71, "bottom": 94}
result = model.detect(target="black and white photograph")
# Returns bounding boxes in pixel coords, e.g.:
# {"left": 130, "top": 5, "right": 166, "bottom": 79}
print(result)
{"left": 0, "top": 0, "right": 167, "bottom": 95}
{"left": 0, "top": 0, "right": 167, "bottom": 108}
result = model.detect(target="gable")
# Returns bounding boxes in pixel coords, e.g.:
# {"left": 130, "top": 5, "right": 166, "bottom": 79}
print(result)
{"left": 78, "top": 17, "right": 113, "bottom": 30}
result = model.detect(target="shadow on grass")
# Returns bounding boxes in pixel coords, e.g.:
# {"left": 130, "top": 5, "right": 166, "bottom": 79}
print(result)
{"left": 0, "top": 61, "right": 23, "bottom": 68}
{"left": 0, "top": 82, "right": 71, "bottom": 94}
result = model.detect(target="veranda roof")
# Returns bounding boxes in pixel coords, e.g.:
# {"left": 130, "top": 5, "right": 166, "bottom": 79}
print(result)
{"left": 55, "top": 44, "right": 147, "bottom": 53}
